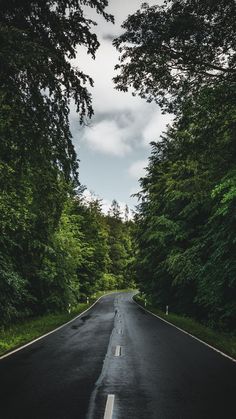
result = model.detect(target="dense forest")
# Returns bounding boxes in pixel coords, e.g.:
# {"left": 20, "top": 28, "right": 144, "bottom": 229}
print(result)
{"left": 114, "top": 0, "right": 236, "bottom": 331}
{"left": 1, "top": 0, "right": 236, "bottom": 335}
{"left": 0, "top": 1, "right": 135, "bottom": 325}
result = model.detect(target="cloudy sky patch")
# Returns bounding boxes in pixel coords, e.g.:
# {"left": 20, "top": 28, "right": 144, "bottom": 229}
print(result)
{"left": 128, "top": 159, "right": 148, "bottom": 180}
{"left": 84, "top": 119, "right": 132, "bottom": 156}
{"left": 70, "top": 0, "right": 169, "bottom": 210}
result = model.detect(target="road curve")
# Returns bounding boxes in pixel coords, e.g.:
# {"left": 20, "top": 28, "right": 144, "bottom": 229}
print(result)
{"left": 0, "top": 292, "right": 235, "bottom": 419}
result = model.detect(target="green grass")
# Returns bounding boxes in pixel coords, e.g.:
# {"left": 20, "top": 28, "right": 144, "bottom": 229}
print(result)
{"left": 0, "top": 303, "right": 89, "bottom": 357}
{"left": 134, "top": 294, "right": 236, "bottom": 360}
{"left": 0, "top": 289, "right": 134, "bottom": 357}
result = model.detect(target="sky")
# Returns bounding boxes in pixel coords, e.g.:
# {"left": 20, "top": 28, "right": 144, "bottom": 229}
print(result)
{"left": 70, "top": 0, "right": 172, "bottom": 214}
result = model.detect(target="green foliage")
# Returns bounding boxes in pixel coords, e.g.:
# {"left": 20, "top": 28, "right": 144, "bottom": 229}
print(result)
{"left": 113, "top": 0, "right": 236, "bottom": 112}
{"left": 37, "top": 202, "right": 83, "bottom": 312}
{"left": 106, "top": 201, "right": 136, "bottom": 288}
{"left": 99, "top": 274, "right": 120, "bottom": 291}
{"left": 121, "top": 1, "right": 236, "bottom": 331}
{"left": 0, "top": 255, "right": 31, "bottom": 324}
{"left": 135, "top": 83, "right": 236, "bottom": 331}
{"left": 73, "top": 198, "right": 110, "bottom": 298}
{"left": 0, "top": 2, "right": 137, "bottom": 326}
{"left": 195, "top": 171, "right": 236, "bottom": 329}
{"left": 119, "top": 1, "right": 236, "bottom": 327}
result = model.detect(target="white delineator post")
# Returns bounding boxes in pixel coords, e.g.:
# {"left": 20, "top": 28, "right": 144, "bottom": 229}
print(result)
{"left": 166, "top": 305, "right": 169, "bottom": 315}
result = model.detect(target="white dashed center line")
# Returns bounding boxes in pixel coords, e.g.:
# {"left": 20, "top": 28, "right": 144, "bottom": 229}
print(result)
{"left": 115, "top": 345, "right": 121, "bottom": 356}
{"left": 104, "top": 394, "right": 115, "bottom": 419}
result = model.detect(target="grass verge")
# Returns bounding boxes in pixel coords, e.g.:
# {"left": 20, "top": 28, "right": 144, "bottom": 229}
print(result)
{"left": 0, "top": 289, "right": 133, "bottom": 357}
{"left": 134, "top": 294, "right": 236, "bottom": 360}
{"left": 0, "top": 303, "right": 89, "bottom": 357}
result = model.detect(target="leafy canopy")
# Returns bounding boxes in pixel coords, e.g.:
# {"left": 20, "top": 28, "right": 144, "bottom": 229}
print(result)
{"left": 0, "top": 0, "right": 113, "bottom": 179}
{"left": 135, "top": 84, "right": 236, "bottom": 329}
{"left": 113, "top": 0, "right": 236, "bottom": 112}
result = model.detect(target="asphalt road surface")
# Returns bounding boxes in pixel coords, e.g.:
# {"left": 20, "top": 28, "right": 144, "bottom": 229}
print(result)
{"left": 0, "top": 292, "right": 235, "bottom": 419}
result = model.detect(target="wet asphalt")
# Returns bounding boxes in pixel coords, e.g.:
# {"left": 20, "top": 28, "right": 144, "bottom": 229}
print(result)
{"left": 0, "top": 292, "right": 235, "bottom": 419}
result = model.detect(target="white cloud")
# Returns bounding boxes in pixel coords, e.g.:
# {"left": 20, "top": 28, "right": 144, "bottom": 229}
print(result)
{"left": 83, "top": 119, "right": 131, "bottom": 156}
{"left": 70, "top": 1, "right": 173, "bottom": 157}
{"left": 72, "top": 40, "right": 173, "bottom": 156}
{"left": 142, "top": 111, "right": 173, "bottom": 146}
{"left": 70, "top": 0, "right": 170, "bottom": 209}
{"left": 128, "top": 159, "right": 148, "bottom": 179}
{"left": 74, "top": 40, "right": 146, "bottom": 115}
{"left": 82, "top": 0, "right": 162, "bottom": 39}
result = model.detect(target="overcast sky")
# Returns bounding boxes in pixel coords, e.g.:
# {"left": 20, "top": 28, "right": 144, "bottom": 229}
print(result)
{"left": 70, "top": 0, "right": 172, "bottom": 214}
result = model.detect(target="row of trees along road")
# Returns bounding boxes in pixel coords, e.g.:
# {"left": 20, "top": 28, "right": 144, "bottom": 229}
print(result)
{"left": 0, "top": 1, "right": 135, "bottom": 325}
{"left": 114, "top": 0, "right": 236, "bottom": 331}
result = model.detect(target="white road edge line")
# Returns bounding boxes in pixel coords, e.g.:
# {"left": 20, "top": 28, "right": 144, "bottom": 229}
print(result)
{"left": 0, "top": 292, "right": 119, "bottom": 361}
{"left": 115, "top": 345, "right": 121, "bottom": 356}
{"left": 133, "top": 297, "right": 236, "bottom": 363}
{"left": 104, "top": 394, "right": 115, "bottom": 419}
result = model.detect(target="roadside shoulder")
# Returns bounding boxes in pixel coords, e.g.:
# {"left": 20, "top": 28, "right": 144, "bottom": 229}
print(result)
{"left": 133, "top": 296, "right": 236, "bottom": 363}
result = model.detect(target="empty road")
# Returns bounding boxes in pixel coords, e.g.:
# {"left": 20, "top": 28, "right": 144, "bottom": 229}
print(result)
{"left": 0, "top": 292, "right": 235, "bottom": 419}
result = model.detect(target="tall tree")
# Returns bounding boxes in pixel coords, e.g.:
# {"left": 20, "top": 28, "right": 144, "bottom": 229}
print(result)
{"left": 0, "top": 1, "right": 113, "bottom": 321}
{"left": 106, "top": 201, "right": 136, "bottom": 288}
{"left": 108, "top": 199, "right": 122, "bottom": 219}
{"left": 135, "top": 84, "right": 236, "bottom": 329}
{"left": 113, "top": 0, "right": 236, "bottom": 112}
{"left": 0, "top": 0, "right": 113, "bottom": 179}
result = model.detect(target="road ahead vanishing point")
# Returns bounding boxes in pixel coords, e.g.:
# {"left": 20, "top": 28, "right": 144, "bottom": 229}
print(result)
{"left": 0, "top": 292, "right": 235, "bottom": 419}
